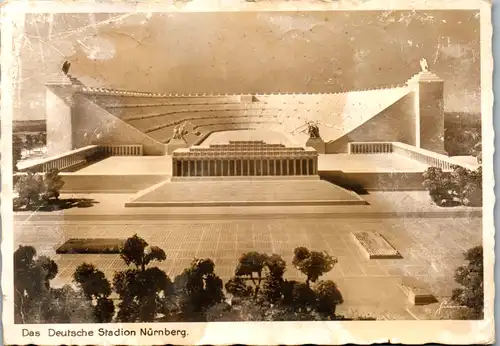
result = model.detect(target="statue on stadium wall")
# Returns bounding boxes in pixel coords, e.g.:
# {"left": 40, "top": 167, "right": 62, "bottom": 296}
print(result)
{"left": 307, "top": 122, "right": 320, "bottom": 139}
{"left": 172, "top": 122, "right": 188, "bottom": 140}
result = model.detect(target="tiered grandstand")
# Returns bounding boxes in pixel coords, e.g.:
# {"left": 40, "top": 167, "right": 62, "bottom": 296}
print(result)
{"left": 76, "top": 85, "right": 414, "bottom": 153}
{"left": 45, "top": 68, "right": 445, "bottom": 157}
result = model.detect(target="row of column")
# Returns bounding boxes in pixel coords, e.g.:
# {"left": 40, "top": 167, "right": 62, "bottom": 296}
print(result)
{"left": 173, "top": 158, "right": 317, "bottom": 177}
{"left": 349, "top": 143, "right": 393, "bottom": 154}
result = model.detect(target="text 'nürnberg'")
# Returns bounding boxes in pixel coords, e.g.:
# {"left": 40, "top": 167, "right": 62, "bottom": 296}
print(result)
{"left": 22, "top": 328, "right": 188, "bottom": 338}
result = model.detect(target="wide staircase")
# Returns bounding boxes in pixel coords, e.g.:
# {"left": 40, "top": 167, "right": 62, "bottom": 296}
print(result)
{"left": 125, "top": 178, "right": 367, "bottom": 207}
{"left": 125, "top": 140, "right": 367, "bottom": 207}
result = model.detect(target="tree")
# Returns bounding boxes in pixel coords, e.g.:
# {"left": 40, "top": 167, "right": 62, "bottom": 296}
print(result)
{"left": 423, "top": 166, "right": 482, "bottom": 207}
{"left": 292, "top": 247, "right": 337, "bottom": 286}
{"left": 234, "top": 251, "right": 268, "bottom": 297}
{"left": 461, "top": 166, "right": 482, "bottom": 206}
{"left": 13, "top": 135, "right": 23, "bottom": 172}
{"left": 35, "top": 132, "right": 47, "bottom": 148}
{"left": 24, "top": 134, "right": 35, "bottom": 155}
{"left": 113, "top": 235, "right": 172, "bottom": 322}
{"left": 40, "top": 169, "right": 65, "bottom": 202}
{"left": 14, "top": 245, "right": 53, "bottom": 322}
{"left": 173, "top": 258, "right": 224, "bottom": 321}
{"left": 14, "top": 169, "right": 65, "bottom": 210}
{"left": 15, "top": 172, "right": 43, "bottom": 208}
{"left": 14, "top": 245, "right": 58, "bottom": 299}
{"left": 120, "top": 234, "right": 166, "bottom": 271}
{"left": 73, "top": 263, "right": 114, "bottom": 322}
{"left": 284, "top": 281, "right": 317, "bottom": 310}
{"left": 14, "top": 245, "right": 94, "bottom": 323}
{"left": 451, "top": 246, "right": 483, "bottom": 319}
{"left": 261, "top": 254, "right": 286, "bottom": 303}
{"left": 41, "top": 284, "right": 95, "bottom": 323}
{"left": 314, "top": 280, "right": 343, "bottom": 318}
{"left": 226, "top": 250, "right": 345, "bottom": 322}
{"left": 114, "top": 267, "right": 173, "bottom": 322}
{"left": 266, "top": 253, "right": 287, "bottom": 277}
{"left": 422, "top": 167, "right": 455, "bottom": 206}
{"left": 227, "top": 254, "right": 282, "bottom": 304}
{"left": 225, "top": 276, "right": 253, "bottom": 298}
{"left": 471, "top": 141, "right": 482, "bottom": 165}
{"left": 450, "top": 166, "right": 471, "bottom": 200}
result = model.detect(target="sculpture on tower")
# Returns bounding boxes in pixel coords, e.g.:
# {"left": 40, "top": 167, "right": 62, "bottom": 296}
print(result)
{"left": 293, "top": 121, "right": 321, "bottom": 138}
{"left": 292, "top": 120, "right": 327, "bottom": 154}
{"left": 307, "top": 121, "right": 321, "bottom": 139}
{"left": 420, "top": 58, "right": 429, "bottom": 72}
{"left": 62, "top": 61, "right": 71, "bottom": 75}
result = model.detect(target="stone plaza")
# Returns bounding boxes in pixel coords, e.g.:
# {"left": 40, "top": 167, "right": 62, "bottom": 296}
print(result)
{"left": 15, "top": 213, "right": 481, "bottom": 320}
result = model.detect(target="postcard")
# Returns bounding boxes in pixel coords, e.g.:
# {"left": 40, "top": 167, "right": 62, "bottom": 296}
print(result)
{"left": 1, "top": 0, "right": 494, "bottom": 344}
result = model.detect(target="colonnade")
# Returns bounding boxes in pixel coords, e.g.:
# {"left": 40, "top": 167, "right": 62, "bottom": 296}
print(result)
{"left": 173, "top": 157, "right": 317, "bottom": 177}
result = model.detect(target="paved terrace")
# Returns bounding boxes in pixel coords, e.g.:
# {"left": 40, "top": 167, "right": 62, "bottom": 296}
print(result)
{"left": 76, "top": 153, "right": 429, "bottom": 175}
{"left": 12, "top": 188, "right": 482, "bottom": 320}
{"left": 14, "top": 216, "right": 481, "bottom": 320}
{"left": 13, "top": 191, "right": 481, "bottom": 220}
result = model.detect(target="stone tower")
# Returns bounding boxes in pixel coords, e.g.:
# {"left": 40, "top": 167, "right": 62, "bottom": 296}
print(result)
{"left": 407, "top": 69, "right": 446, "bottom": 155}
{"left": 45, "top": 73, "right": 82, "bottom": 156}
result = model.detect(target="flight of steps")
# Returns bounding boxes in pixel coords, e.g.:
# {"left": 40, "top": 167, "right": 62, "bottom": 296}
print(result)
{"left": 125, "top": 178, "right": 367, "bottom": 207}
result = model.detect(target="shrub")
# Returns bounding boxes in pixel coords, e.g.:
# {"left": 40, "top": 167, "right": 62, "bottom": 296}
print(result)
{"left": 314, "top": 280, "right": 344, "bottom": 317}
{"left": 35, "top": 132, "right": 47, "bottom": 147}
{"left": 422, "top": 167, "right": 455, "bottom": 205}
{"left": 422, "top": 166, "right": 482, "bottom": 207}
{"left": 286, "top": 281, "right": 317, "bottom": 309}
{"left": 462, "top": 166, "right": 482, "bottom": 206}
{"left": 451, "top": 246, "right": 483, "bottom": 319}
{"left": 225, "top": 276, "right": 253, "bottom": 298}
{"left": 15, "top": 172, "right": 43, "bottom": 207}
{"left": 14, "top": 169, "right": 65, "bottom": 209}
{"left": 13, "top": 135, "right": 23, "bottom": 172}
{"left": 24, "top": 134, "right": 36, "bottom": 154}
{"left": 471, "top": 141, "right": 482, "bottom": 164}
{"left": 40, "top": 169, "right": 65, "bottom": 201}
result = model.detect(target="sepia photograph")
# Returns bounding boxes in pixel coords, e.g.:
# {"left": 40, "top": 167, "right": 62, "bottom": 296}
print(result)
{"left": 1, "top": 1, "right": 494, "bottom": 345}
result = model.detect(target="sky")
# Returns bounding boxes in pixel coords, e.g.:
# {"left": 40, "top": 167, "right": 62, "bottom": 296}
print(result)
{"left": 14, "top": 10, "right": 481, "bottom": 120}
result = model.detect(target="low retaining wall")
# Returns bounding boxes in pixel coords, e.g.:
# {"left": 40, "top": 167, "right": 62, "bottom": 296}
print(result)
{"left": 101, "top": 145, "right": 144, "bottom": 156}
{"left": 18, "top": 144, "right": 145, "bottom": 173}
{"left": 59, "top": 171, "right": 422, "bottom": 193}
{"left": 319, "top": 170, "right": 425, "bottom": 191}
{"left": 59, "top": 174, "right": 168, "bottom": 193}
{"left": 18, "top": 145, "right": 102, "bottom": 173}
